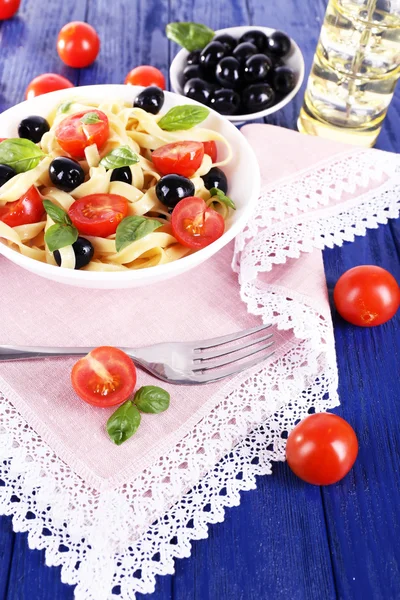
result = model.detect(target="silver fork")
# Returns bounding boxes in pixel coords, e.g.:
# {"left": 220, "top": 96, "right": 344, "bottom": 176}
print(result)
{"left": 0, "top": 324, "right": 274, "bottom": 385}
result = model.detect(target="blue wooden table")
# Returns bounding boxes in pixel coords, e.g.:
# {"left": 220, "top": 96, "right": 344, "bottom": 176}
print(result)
{"left": 1, "top": 1, "right": 400, "bottom": 599}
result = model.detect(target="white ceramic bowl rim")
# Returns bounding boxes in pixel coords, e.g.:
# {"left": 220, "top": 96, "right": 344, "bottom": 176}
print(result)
{"left": 170, "top": 25, "right": 305, "bottom": 123}
{"left": 0, "top": 84, "right": 260, "bottom": 284}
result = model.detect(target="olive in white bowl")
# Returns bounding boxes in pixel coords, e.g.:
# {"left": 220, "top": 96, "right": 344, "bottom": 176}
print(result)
{"left": 169, "top": 24, "right": 305, "bottom": 124}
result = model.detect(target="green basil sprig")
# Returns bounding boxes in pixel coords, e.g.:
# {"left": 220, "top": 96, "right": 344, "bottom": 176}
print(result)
{"left": 106, "top": 401, "right": 141, "bottom": 446}
{"left": 0, "top": 138, "right": 45, "bottom": 174}
{"left": 158, "top": 105, "right": 209, "bottom": 131}
{"left": 134, "top": 386, "right": 170, "bottom": 414}
{"left": 43, "top": 199, "right": 79, "bottom": 252}
{"left": 81, "top": 112, "right": 101, "bottom": 125}
{"left": 209, "top": 187, "right": 236, "bottom": 210}
{"left": 57, "top": 101, "right": 73, "bottom": 114}
{"left": 100, "top": 146, "right": 140, "bottom": 170}
{"left": 115, "top": 216, "right": 162, "bottom": 253}
{"left": 166, "top": 22, "right": 214, "bottom": 51}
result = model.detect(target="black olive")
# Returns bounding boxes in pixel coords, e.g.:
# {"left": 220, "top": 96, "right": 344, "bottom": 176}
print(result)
{"left": 216, "top": 57, "right": 241, "bottom": 89}
{"left": 210, "top": 89, "right": 240, "bottom": 115}
{"left": 183, "top": 64, "right": 202, "bottom": 83}
{"left": 184, "top": 78, "right": 214, "bottom": 106}
{"left": 54, "top": 237, "right": 94, "bottom": 270}
{"left": 18, "top": 115, "right": 50, "bottom": 143}
{"left": 155, "top": 174, "right": 195, "bottom": 209}
{"left": 110, "top": 166, "right": 132, "bottom": 185}
{"left": 266, "top": 31, "right": 291, "bottom": 58}
{"left": 272, "top": 66, "right": 295, "bottom": 95}
{"left": 239, "top": 30, "right": 269, "bottom": 52}
{"left": 244, "top": 54, "right": 272, "bottom": 83}
{"left": 134, "top": 86, "right": 165, "bottom": 115}
{"left": 0, "top": 164, "right": 16, "bottom": 187}
{"left": 200, "top": 41, "right": 227, "bottom": 70}
{"left": 49, "top": 157, "right": 85, "bottom": 192}
{"left": 241, "top": 83, "right": 275, "bottom": 113}
{"left": 232, "top": 42, "right": 258, "bottom": 65}
{"left": 187, "top": 50, "right": 201, "bottom": 65}
{"left": 202, "top": 167, "right": 228, "bottom": 194}
{"left": 213, "top": 33, "right": 237, "bottom": 53}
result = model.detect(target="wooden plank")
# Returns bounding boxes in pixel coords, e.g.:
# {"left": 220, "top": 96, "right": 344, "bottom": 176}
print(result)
{"left": 0, "top": 0, "right": 85, "bottom": 113}
{"left": 0, "top": 515, "right": 14, "bottom": 600}
{"left": 322, "top": 218, "right": 400, "bottom": 600}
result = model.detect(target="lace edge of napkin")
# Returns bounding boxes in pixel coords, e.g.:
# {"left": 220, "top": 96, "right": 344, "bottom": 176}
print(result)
{"left": 0, "top": 284, "right": 338, "bottom": 599}
{"left": 233, "top": 149, "right": 400, "bottom": 277}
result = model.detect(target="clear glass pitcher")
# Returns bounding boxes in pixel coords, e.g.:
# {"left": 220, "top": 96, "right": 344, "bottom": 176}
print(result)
{"left": 297, "top": 0, "right": 400, "bottom": 147}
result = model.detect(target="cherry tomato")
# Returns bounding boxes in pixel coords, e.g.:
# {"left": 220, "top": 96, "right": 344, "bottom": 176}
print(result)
{"left": 333, "top": 265, "right": 400, "bottom": 327}
{"left": 0, "top": 0, "right": 20, "bottom": 20}
{"left": 171, "top": 196, "right": 225, "bottom": 250}
{"left": 25, "top": 73, "right": 74, "bottom": 100}
{"left": 55, "top": 110, "right": 109, "bottom": 159}
{"left": 152, "top": 141, "right": 204, "bottom": 178}
{"left": 125, "top": 66, "right": 166, "bottom": 90}
{"left": 0, "top": 138, "right": 6, "bottom": 143}
{"left": 203, "top": 141, "right": 217, "bottom": 162}
{"left": 71, "top": 346, "right": 137, "bottom": 407}
{"left": 0, "top": 186, "right": 44, "bottom": 227}
{"left": 57, "top": 21, "right": 100, "bottom": 68}
{"left": 286, "top": 413, "right": 358, "bottom": 486}
{"left": 68, "top": 194, "right": 128, "bottom": 238}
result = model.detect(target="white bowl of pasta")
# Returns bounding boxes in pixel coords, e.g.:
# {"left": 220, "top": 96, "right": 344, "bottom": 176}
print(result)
{"left": 0, "top": 84, "right": 260, "bottom": 289}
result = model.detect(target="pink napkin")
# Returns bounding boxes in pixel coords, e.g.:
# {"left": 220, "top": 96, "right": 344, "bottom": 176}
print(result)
{"left": 1, "top": 125, "right": 398, "bottom": 496}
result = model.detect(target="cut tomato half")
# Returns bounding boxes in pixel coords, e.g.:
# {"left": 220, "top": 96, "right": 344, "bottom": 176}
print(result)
{"left": 171, "top": 196, "right": 225, "bottom": 250}
{"left": 55, "top": 109, "right": 109, "bottom": 158}
{"left": 0, "top": 186, "right": 44, "bottom": 227}
{"left": 71, "top": 346, "right": 137, "bottom": 407}
{"left": 68, "top": 193, "right": 129, "bottom": 238}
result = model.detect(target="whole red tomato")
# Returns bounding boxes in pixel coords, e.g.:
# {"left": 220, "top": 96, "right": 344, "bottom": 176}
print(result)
{"left": 286, "top": 413, "right": 358, "bottom": 486}
{"left": 334, "top": 265, "right": 399, "bottom": 327}
{"left": 57, "top": 22, "right": 100, "bottom": 68}
{"left": 25, "top": 73, "right": 74, "bottom": 99}
{"left": 0, "top": 0, "right": 20, "bottom": 20}
{"left": 125, "top": 66, "right": 166, "bottom": 89}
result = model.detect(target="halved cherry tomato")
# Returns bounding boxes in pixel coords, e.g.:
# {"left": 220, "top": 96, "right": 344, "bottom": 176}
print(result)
{"left": 0, "top": 186, "right": 44, "bottom": 227}
{"left": 25, "top": 73, "right": 74, "bottom": 99}
{"left": 68, "top": 194, "right": 128, "bottom": 238}
{"left": 57, "top": 21, "right": 100, "bottom": 68}
{"left": 171, "top": 196, "right": 225, "bottom": 250}
{"left": 0, "top": 138, "right": 6, "bottom": 143}
{"left": 286, "top": 413, "right": 358, "bottom": 486}
{"left": 55, "top": 110, "right": 109, "bottom": 159}
{"left": 125, "top": 66, "right": 165, "bottom": 89}
{"left": 203, "top": 141, "right": 217, "bottom": 162}
{"left": 333, "top": 265, "right": 400, "bottom": 327}
{"left": 152, "top": 141, "right": 204, "bottom": 178}
{"left": 0, "top": 0, "right": 20, "bottom": 20}
{"left": 71, "top": 346, "right": 137, "bottom": 407}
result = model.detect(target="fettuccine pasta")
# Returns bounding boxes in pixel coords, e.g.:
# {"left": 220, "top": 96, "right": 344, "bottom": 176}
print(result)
{"left": 0, "top": 91, "right": 234, "bottom": 272}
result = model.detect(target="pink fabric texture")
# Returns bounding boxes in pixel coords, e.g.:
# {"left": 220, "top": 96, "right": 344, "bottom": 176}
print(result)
{"left": 1, "top": 125, "right": 391, "bottom": 492}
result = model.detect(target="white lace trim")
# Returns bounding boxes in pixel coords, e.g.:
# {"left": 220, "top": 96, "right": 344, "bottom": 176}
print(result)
{"left": 2, "top": 148, "right": 397, "bottom": 599}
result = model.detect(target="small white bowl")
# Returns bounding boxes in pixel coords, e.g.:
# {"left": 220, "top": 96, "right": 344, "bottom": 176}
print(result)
{"left": 0, "top": 84, "right": 260, "bottom": 289}
{"left": 170, "top": 25, "right": 305, "bottom": 124}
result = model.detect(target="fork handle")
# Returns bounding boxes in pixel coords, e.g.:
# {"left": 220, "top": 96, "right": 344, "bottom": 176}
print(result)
{"left": 0, "top": 345, "right": 102, "bottom": 361}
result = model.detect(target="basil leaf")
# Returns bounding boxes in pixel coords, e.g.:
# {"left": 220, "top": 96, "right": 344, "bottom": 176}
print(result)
{"left": 209, "top": 187, "right": 236, "bottom": 210}
{"left": 106, "top": 401, "right": 141, "bottom": 446}
{"left": 80, "top": 112, "right": 101, "bottom": 125}
{"left": 0, "top": 138, "right": 45, "bottom": 174}
{"left": 43, "top": 199, "right": 71, "bottom": 225}
{"left": 44, "top": 223, "right": 78, "bottom": 252}
{"left": 166, "top": 22, "right": 214, "bottom": 51}
{"left": 115, "top": 216, "right": 162, "bottom": 253}
{"left": 158, "top": 105, "right": 209, "bottom": 131}
{"left": 134, "top": 386, "right": 170, "bottom": 414}
{"left": 57, "top": 101, "right": 73, "bottom": 114}
{"left": 99, "top": 146, "right": 140, "bottom": 170}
